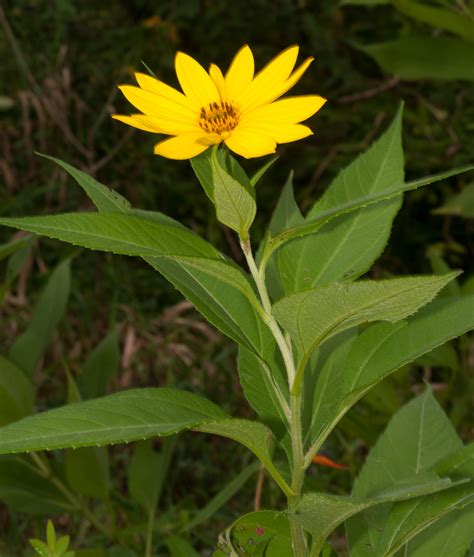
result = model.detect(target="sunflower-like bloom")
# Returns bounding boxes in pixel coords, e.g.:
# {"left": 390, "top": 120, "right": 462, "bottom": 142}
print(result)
{"left": 113, "top": 45, "right": 326, "bottom": 160}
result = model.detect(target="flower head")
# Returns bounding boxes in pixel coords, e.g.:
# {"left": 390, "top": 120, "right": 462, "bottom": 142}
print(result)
{"left": 113, "top": 45, "right": 326, "bottom": 160}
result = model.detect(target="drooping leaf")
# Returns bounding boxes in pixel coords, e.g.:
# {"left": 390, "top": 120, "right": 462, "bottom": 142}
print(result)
{"left": 195, "top": 419, "right": 292, "bottom": 496}
{"left": 0, "top": 355, "right": 34, "bottom": 426}
{"left": 0, "top": 388, "right": 226, "bottom": 454}
{"left": 360, "top": 36, "right": 474, "bottom": 80}
{"left": 278, "top": 106, "right": 403, "bottom": 294}
{"left": 9, "top": 259, "right": 71, "bottom": 377}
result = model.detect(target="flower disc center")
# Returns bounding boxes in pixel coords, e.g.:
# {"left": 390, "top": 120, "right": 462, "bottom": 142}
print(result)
{"left": 198, "top": 101, "right": 240, "bottom": 135}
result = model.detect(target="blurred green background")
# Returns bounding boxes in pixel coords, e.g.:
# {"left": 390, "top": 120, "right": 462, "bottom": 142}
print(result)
{"left": 0, "top": 0, "right": 473, "bottom": 554}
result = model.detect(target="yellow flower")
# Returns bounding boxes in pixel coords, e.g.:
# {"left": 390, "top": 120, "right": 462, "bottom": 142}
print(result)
{"left": 113, "top": 45, "right": 326, "bottom": 160}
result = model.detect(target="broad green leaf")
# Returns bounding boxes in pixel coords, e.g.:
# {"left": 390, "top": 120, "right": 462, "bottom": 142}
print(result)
{"left": 216, "top": 511, "right": 293, "bottom": 556}
{"left": 182, "top": 461, "right": 259, "bottom": 532}
{"left": 30, "top": 539, "right": 50, "bottom": 556}
{"left": 392, "top": 0, "right": 474, "bottom": 42}
{"left": 402, "top": 503, "right": 474, "bottom": 557}
{"left": 346, "top": 389, "right": 465, "bottom": 556}
{"left": 195, "top": 419, "right": 292, "bottom": 496}
{"left": 274, "top": 273, "right": 456, "bottom": 387}
{"left": 0, "top": 455, "right": 76, "bottom": 514}
{"left": 360, "top": 36, "right": 474, "bottom": 80}
{"left": 128, "top": 436, "right": 176, "bottom": 513}
{"left": 308, "top": 295, "right": 474, "bottom": 453}
{"left": 278, "top": 107, "right": 403, "bottom": 293}
{"left": 165, "top": 535, "right": 200, "bottom": 557}
{"left": 259, "top": 172, "right": 303, "bottom": 300}
{"left": 0, "top": 213, "right": 219, "bottom": 259}
{"left": 65, "top": 447, "right": 109, "bottom": 500}
{"left": 433, "top": 182, "right": 474, "bottom": 219}
{"left": 0, "top": 388, "right": 226, "bottom": 454}
{"left": 38, "top": 154, "right": 132, "bottom": 214}
{"left": 0, "top": 355, "right": 34, "bottom": 426}
{"left": 291, "top": 478, "right": 455, "bottom": 557}
{"left": 262, "top": 165, "right": 473, "bottom": 261}
{"left": 78, "top": 328, "right": 121, "bottom": 399}
{"left": 303, "top": 330, "right": 357, "bottom": 448}
{"left": 9, "top": 259, "right": 70, "bottom": 377}
{"left": 30, "top": 158, "right": 287, "bottom": 436}
{"left": 191, "top": 148, "right": 256, "bottom": 238}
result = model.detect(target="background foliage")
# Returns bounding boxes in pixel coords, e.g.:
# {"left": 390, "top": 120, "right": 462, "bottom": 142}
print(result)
{"left": 0, "top": 0, "right": 472, "bottom": 554}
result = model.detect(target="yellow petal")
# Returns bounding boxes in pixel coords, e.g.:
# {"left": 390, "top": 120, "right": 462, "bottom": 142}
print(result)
{"left": 238, "top": 122, "right": 313, "bottom": 143}
{"left": 237, "top": 45, "right": 299, "bottom": 112}
{"left": 242, "top": 95, "right": 326, "bottom": 125}
{"left": 209, "top": 63, "right": 227, "bottom": 99}
{"left": 119, "top": 85, "right": 197, "bottom": 122}
{"left": 134, "top": 114, "right": 201, "bottom": 135}
{"left": 224, "top": 128, "right": 276, "bottom": 159}
{"left": 175, "top": 51, "right": 220, "bottom": 107}
{"left": 271, "top": 57, "right": 314, "bottom": 102}
{"left": 153, "top": 132, "right": 212, "bottom": 159}
{"left": 134, "top": 72, "right": 196, "bottom": 110}
{"left": 224, "top": 45, "right": 254, "bottom": 101}
{"left": 112, "top": 114, "right": 160, "bottom": 133}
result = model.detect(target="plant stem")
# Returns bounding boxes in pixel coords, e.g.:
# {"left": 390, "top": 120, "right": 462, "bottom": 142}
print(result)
{"left": 240, "top": 236, "right": 307, "bottom": 556}
{"left": 145, "top": 508, "right": 155, "bottom": 557}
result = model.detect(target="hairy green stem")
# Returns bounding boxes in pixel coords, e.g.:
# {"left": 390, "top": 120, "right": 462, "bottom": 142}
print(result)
{"left": 240, "top": 236, "right": 307, "bottom": 556}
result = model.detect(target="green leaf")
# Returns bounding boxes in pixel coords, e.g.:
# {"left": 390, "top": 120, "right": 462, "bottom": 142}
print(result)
{"left": 56, "top": 535, "right": 71, "bottom": 555}
{"left": 30, "top": 539, "right": 51, "bottom": 557}
{"left": 216, "top": 511, "right": 293, "bottom": 556}
{"left": 278, "top": 107, "right": 403, "bottom": 293}
{"left": 78, "top": 328, "right": 120, "bottom": 399}
{"left": 195, "top": 419, "right": 292, "bottom": 496}
{"left": 128, "top": 437, "right": 176, "bottom": 513}
{"left": 191, "top": 148, "right": 256, "bottom": 238}
{"left": 182, "top": 461, "right": 259, "bottom": 532}
{"left": 274, "top": 273, "right": 457, "bottom": 389}
{"left": 46, "top": 519, "right": 56, "bottom": 547}
{"left": 291, "top": 478, "right": 456, "bottom": 557}
{"left": 308, "top": 295, "right": 474, "bottom": 454}
{"left": 0, "top": 455, "right": 76, "bottom": 514}
{"left": 29, "top": 158, "right": 288, "bottom": 437}
{"left": 433, "top": 182, "right": 474, "bottom": 219}
{"left": 0, "top": 213, "right": 219, "bottom": 259}
{"left": 9, "top": 259, "right": 71, "bottom": 377}
{"left": 263, "top": 165, "right": 474, "bottom": 259}
{"left": 360, "top": 36, "right": 474, "bottom": 80}
{"left": 0, "top": 388, "right": 226, "bottom": 454}
{"left": 38, "top": 154, "right": 132, "bottom": 214}
{"left": 392, "top": 0, "right": 474, "bottom": 42}
{"left": 65, "top": 447, "right": 109, "bottom": 500}
{"left": 0, "top": 355, "right": 34, "bottom": 426}
{"left": 346, "top": 389, "right": 466, "bottom": 556}
{"left": 250, "top": 155, "right": 278, "bottom": 187}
